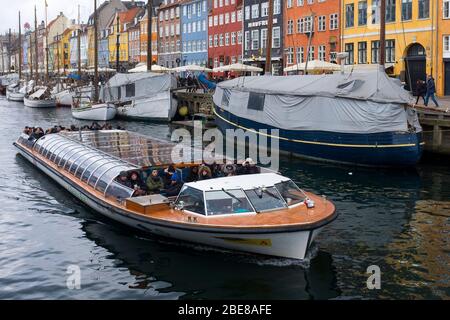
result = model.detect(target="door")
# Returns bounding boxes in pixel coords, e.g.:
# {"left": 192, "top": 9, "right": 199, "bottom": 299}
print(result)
{"left": 405, "top": 44, "right": 427, "bottom": 93}
{"left": 445, "top": 62, "right": 450, "bottom": 96}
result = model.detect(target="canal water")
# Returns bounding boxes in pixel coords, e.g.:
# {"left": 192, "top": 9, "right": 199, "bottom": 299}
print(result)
{"left": 0, "top": 97, "right": 448, "bottom": 300}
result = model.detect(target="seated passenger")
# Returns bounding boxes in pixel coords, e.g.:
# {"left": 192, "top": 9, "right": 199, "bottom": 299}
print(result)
{"left": 245, "top": 158, "right": 261, "bottom": 175}
{"left": 198, "top": 165, "right": 212, "bottom": 180}
{"left": 129, "top": 171, "right": 147, "bottom": 197}
{"left": 163, "top": 165, "right": 177, "bottom": 188}
{"left": 209, "top": 162, "right": 223, "bottom": 178}
{"left": 90, "top": 122, "right": 101, "bottom": 131}
{"left": 164, "top": 173, "right": 183, "bottom": 197}
{"left": 146, "top": 170, "right": 164, "bottom": 194}
{"left": 222, "top": 162, "right": 237, "bottom": 177}
{"left": 186, "top": 166, "right": 199, "bottom": 182}
{"left": 118, "top": 171, "right": 133, "bottom": 189}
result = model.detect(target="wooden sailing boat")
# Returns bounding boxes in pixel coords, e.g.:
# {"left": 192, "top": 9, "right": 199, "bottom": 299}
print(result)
{"left": 24, "top": 5, "right": 56, "bottom": 108}
{"left": 71, "top": 0, "right": 116, "bottom": 120}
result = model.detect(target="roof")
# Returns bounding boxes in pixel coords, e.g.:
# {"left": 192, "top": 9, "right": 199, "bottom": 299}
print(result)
{"left": 186, "top": 173, "right": 291, "bottom": 192}
{"left": 119, "top": 7, "right": 144, "bottom": 24}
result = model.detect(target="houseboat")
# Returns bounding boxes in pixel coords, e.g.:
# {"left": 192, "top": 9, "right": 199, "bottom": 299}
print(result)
{"left": 14, "top": 130, "right": 337, "bottom": 260}
{"left": 213, "top": 67, "right": 424, "bottom": 167}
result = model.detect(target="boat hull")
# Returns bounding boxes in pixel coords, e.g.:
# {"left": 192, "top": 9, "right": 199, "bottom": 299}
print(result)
{"left": 54, "top": 89, "right": 74, "bottom": 106}
{"left": 214, "top": 105, "right": 423, "bottom": 167}
{"left": 6, "top": 90, "right": 25, "bottom": 102}
{"left": 72, "top": 104, "right": 117, "bottom": 121}
{"left": 15, "top": 142, "right": 328, "bottom": 260}
{"left": 115, "top": 91, "right": 177, "bottom": 122}
{"left": 24, "top": 97, "right": 56, "bottom": 108}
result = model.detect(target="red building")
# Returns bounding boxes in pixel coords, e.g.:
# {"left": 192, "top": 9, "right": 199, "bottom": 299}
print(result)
{"left": 284, "top": 0, "right": 340, "bottom": 71}
{"left": 208, "top": 0, "right": 243, "bottom": 73}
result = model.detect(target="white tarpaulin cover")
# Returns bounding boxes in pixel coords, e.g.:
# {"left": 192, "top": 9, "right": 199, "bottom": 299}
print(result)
{"left": 213, "top": 67, "right": 421, "bottom": 134}
{"left": 101, "top": 72, "right": 176, "bottom": 102}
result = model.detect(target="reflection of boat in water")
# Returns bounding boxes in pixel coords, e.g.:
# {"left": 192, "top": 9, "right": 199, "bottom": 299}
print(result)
{"left": 81, "top": 219, "right": 341, "bottom": 299}
{"left": 14, "top": 130, "right": 336, "bottom": 260}
{"left": 213, "top": 67, "right": 424, "bottom": 167}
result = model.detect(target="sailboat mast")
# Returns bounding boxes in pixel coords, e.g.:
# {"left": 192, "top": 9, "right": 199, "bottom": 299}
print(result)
{"left": 29, "top": 34, "right": 33, "bottom": 79}
{"left": 45, "top": 2, "right": 49, "bottom": 82}
{"left": 93, "top": 0, "right": 99, "bottom": 102}
{"left": 116, "top": 14, "right": 120, "bottom": 72}
{"left": 147, "top": 0, "right": 153, "bottom": 71}
{"left": 8, "top": 29, "right": 11, "bottom": 73}
{"left": 78, "top": 5, "right": 81, "bottom": 77}
{"left": 264, "top": 0, "right": 274, "bottom": 75}
{"left": 379, "top": 0, "right": 386, "bottom": 66}
{"left": 34, "top": 6, "right": 38, "bottom": 84}
{"left": 19, "top": 11, "right": 22, "bottom": 80}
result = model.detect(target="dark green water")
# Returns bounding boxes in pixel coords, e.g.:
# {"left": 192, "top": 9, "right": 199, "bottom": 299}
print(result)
{"left": 0, "top": 98, "right": 448, "bottom": 299}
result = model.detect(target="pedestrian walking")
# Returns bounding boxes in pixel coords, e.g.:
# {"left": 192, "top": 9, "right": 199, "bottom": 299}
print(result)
{"left": 414, "top": 79, "right": 426, "bottom": 105}
{"left": 424, "top": 75, "right": 439, "bottom": 108}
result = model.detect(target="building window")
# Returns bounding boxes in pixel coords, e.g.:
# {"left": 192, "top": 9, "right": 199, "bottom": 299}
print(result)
{"left": 418, "top": 0, "right": 429, "bottom": 19}
{"left": 386, "top": 0, "right": 396, "bottom": 22}
{"left": 296, "top": 47, "right": 304, "bottom": 63}
{"left": 251, "top": 30, "right": 259, "bottom": 50}
{"left": 318, "top": 16, "right": 326, "bottom": 31}
{"left": 444, "top": 36, "right": 450, "bottom": 54}
{"left": 286, "top": 47, "right": 294, "bottom": 64}
{"left": 385, "top": 39, "right": 395, "bottom": 63}
{"left": 358, "top": 42, "right": 367, "bottom": 64}
{"left": 330, "top": 13, "right": 338, "bottom": 30}
{"left": 371, "top": 40, "right": 380, "bottom": 64}
{"left": 345, "top": 4, "right": 354, "bottom": 28}
{"left": 244, "top": 31, "right": 250, "bottom": 50}
{"left": 402, "top": 0, "right": 412, "bottom": 20}
{"left": 261, "top": 28, "right": 267, "bottom": 49}
{"left": 272, "top": 27, "right": 281, "bottom": 48}
{"left": 358, "top": 1, "right": 367, "bottom": 25}
{"left": 372, "top": 0, "right": 380, "bottom": 24}
{"left": 318, "top": 45, "right": 326, "bottom": 61}
{"left": 287, "top": 20, "right": 294, "bottom": 34}
{"left": 307, "top": 46, "right": 315, "bottom": 61}
{"left": 445, "top": 0, "right": 450, "bottom": 18}
{"left": 251, "top": 4, "right": 259, "bottom": 19}
{"left": 345, "top": 43, "right": 354, "bottom": 64}
{"left": 304, "top": 16, "right": 314, "bottom": 33}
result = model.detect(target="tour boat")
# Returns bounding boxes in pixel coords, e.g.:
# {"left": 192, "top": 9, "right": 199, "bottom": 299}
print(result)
{"left": 24, "top": 86, "right": 56, "bottom": 108}
{"left": 14, "top": 130, "right": 337, "bottom": 260}
{"left": 213, "top": 67, "right": 424, "bottom": 167}
{"left": 101, "top": 72, "right": 178, "bottom": 122}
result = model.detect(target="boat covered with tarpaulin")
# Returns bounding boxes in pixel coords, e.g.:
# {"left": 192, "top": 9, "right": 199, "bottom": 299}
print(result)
{"left": 213, "top": 66, "right": 423, "bottom": 167}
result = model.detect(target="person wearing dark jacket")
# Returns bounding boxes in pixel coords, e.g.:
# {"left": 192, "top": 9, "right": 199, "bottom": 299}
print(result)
{"left": 146, "top": 170, "right": 164, "bottom": 194}
{"left": 129, "top": 171, "right": 147, "bottom": 196}
{"left": 424, "top": 75, "right": 439, "bottom": 107}
{"left": 414, "top": 80, "right": 427, "bottom": 105}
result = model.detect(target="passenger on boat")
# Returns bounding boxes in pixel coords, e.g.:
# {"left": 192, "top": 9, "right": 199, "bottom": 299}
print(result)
{"left": 118, "top": 171, "right": 133, "bottom": 189}
{"left": 90, "top": 122, "right": 102, "bottom": 131}
{"left": 244, "top": 158, "right": 261, "bottom": 175}
{"left": 209, "top": 162, "right": 223, "bottom": 178}
{"left": 222, "top": 162, "right": 237, "bottom": 177}
{"left": 198, "top": 165, "right": 212, "bottom": 180}
{"left": 146, "top": 170, "right": 164, "bottom": 194}
{"left": 70, "top": 125, "right": 79, "bottom": 132}
{"left": 129, "top": 171, "right": 148, "bottom": 197}
{"left": 163, "top": 170, "right": 183, "bottom": 197}
{"left": 186, "top": 166, "right": 199, "bottom": 182}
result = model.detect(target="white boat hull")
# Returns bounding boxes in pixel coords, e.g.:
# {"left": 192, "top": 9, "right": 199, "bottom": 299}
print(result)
{"left": 72, "top": 103, "right": 117, "bottom": 121}
{"left": 115, "top": 91, "right": 177, "bottom": 121}
{"left": 6, "top": 90, "right": 25, "bottom": 102}
{"left": 54, "top": 89, "right": 74, "bottom": 106}
{"left": 24, "top": 96, "right": 56, "bottom": 108}
{"left": 16, "top": 144, "right": 322, "bottom": 260}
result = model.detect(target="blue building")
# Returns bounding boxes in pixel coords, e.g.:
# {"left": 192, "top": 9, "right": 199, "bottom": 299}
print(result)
{"left": 181, "top": 0, "right": 208, "bottom": 67}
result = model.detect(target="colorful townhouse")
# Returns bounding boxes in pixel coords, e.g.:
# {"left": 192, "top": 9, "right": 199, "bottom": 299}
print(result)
{"left": 108, "top": 6, "right": 145, "bottom": 71}
{"left": 128, "top": 16, "right": 142, "bottom": 65}
{"left": 46, "top": 12, "right": 71, "bottom": 72}
{"left": 438, "top": 0, "right": 450, "bottom": 96}
{"left": 242, "top": 0, "right": 284, "bottom": 75}
{"left": 69, "top": 26, "right": 87, "bottom": 70}
{"left": 341, "top": 0, "right": 437, "bottom": 93}
{"left": 208, "top": 0, "right": 243, "bottom": 70}
{"left": 284, "top": 0, "right": 340, "bottom": 70}
{"left": 158, "top": 0, "right": 182, "bottom": 68}
{"left": 139, "top": 9, "right": 158, "bottom": 65}
{"left": 180, "top": 0, "right": 209, "bottom": 67}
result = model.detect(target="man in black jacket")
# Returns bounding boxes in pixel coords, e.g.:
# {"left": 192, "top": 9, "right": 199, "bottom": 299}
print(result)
{"left": 424, "top": 75, "right": 439, "bottom": 107}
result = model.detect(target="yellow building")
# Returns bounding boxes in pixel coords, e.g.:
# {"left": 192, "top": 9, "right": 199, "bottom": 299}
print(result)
{"left": 341, "top": 0, "right": 439, "bottom": 94}
{"left": 108, "top": 10, "right": 135, "bottom": 69}
{"left": 87, "top": 25, "right": 96, "bottom": 68}
{"left": 51, "top": 27, "right": 73, "bottom": 74}
{"left": 437, "top": 0, "right": 450, "bottom": 96}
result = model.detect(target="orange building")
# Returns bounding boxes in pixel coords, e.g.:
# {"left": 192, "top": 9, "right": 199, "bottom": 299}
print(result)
{"left": 284, "top": 0, "right": 340, "bottom": 71}
{"left": 438, "top": 0, "right": 450, "bottom": 96}
{"left": 139, "top": 10, "right": 158, "bottom": 65}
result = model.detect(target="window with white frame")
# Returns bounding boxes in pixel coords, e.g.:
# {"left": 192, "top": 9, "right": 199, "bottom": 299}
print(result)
{"left": 330, "top": 13, "right": 338, "bottom": 30}
{"left": 296, "top": 47, "right": 304, "bottom": 63}
{"left": 318, "top": 15, "right": 326, "bottom": 31}
{"left": 307, "top": 46, "right": 314, "bottom": 61}
{"left": 444, "top": 36, "right": 450, "bottom": 57}
{"left": 244, "top": 31, "right": 250, "bottom": 50}
{"left": 318, "top": 45, "right": 326, "bottom": 61}
{"left": 261, "top": 28, "right": 267, "bottom": 49}
{"left": 444, "top": 0, "right": 450, "bottom": 18}
{"left": 251, "top": 29, "right": 259, "bottom": 50}
{"left": 287, "top": 20, "right": 294, "bottom": 34}
{"left": 252, "top": 4, "right": 259, "bottom": 19}
{"left": 286, "top": 47, "right": 294, "bottom": 64}
{"left": 272, "top": 27, "right": 281, "bottom": 48}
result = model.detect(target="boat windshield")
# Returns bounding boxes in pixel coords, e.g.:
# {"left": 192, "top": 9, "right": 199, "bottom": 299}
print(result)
{"left": 205, "top": 189, "right": 254, "bottom": 216}
{"left": 244, "top": 187, "right": 287, "bottom": 212}
{"left": 275, "top": 180, "right": 306, "bottom": 206}
{"left": 175, "top": 186, "right": 206, "bottom": 215}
